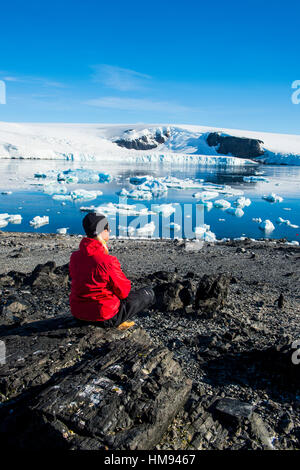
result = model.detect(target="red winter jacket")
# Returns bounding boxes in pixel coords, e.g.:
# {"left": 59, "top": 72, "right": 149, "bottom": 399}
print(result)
{"left": 69, "top": 237, "right": 131, "bottom": 321}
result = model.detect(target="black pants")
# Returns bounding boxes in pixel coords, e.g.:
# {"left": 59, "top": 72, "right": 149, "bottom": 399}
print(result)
{"left": 76, "top": 287, "right": 155, "bottom": 328}
{"left": 102, "top": 287, "right": 155, "bottom": 327}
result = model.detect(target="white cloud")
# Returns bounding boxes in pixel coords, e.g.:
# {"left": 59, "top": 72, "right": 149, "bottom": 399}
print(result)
{"left": 91, "top": 64, "right": 151, "bottom": 91}
{"left": 0, "top": 71, "right": 65, "bottom": 88}
{"left": 85, "top": 96, "right": 193, "bottom": 113}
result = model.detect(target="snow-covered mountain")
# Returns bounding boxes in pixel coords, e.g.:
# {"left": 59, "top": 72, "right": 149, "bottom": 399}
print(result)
{"left": 0, "top": 122, "right": 300, "bottom": 165}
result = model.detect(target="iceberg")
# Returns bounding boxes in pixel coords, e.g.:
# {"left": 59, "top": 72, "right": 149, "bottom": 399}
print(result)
{"left": 43, "top": 181, "right": 68, "bottom": 195}
{"left": 166, "top": 222, "right": 181, "bottom": 232}
{"left": 29, "top": 216, "right": 49, "bottom": 227}
{"left": 0, "top": 219, "right": 8, "bottom": 228}
{"left": 0, "top": 213, "right": 10, "bottom": 220}
{"left": 262, "top": 193, "right": 283, "bottom": 203}
{"left": 194, "top": 224, "right": 216, "bottom": 242}
{"left": 152, "top": 203, "right": 176, "bottom": 217}
{"left": 125, "top": 189, "right": 153, "bottom": 200}
{"left": 99, "top": 173, "right": 112, "bottom": 183}
{"left": 57, "top": 227, "right": 68, "bottom": 234}
{"left": 138, "top": 179, "right": 168, "bottom": 195}
{"left": 276, "top": 217, "right": 299, "bottom": 229}
{"left": 129, "top": 176, "right": 149, "bottom": 185}
{"left": 227, "top": 207, "right": 244, "bottom": 217}
{"left": 194, "top": 224, "right": 211, "bottom": 236}
{"left": 8, "top": 214, "right": 22, "bottom": 223}
{"left": 234, "top": 197, "right": 251, "bottom": 208}
{"left": 70, "top": 189, "right": 103, "bottom": 201}
{"left": 53, "top": 189, "right": 103, "bottom": 201}
{"left": 213, "top": 199, "right": 231, "bottom": 209}
{"left": 61, "top": 169, "right": 101, "bottom": 184}
{"left": 136, "top": 221, "right": 156, "bottom": 236}
{"left": 243, "top": 176, "right": 270, "bottom": 183}
{"left": 193, "top": 190, "right": 219, "bottom": 201}
{"left": 80, "top": 202, "right": 155, "bottom": 217}
{"left": 118, "top": 225, "right": 135, "bottom": 236}
{"left": 259, "top": 219, "right": 275, "bottom": 233}
{"left": 203, "top": 231, "right": 217, "bottom": 242}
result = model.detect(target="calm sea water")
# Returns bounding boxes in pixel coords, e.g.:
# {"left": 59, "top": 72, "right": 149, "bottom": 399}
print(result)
{"left": 0, "top": 160, "right": 299, "bottom": 241}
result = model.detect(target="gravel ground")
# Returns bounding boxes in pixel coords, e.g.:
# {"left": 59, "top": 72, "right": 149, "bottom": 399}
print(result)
{"left": 0, "top": 231, "right": 299, "bottom": 450}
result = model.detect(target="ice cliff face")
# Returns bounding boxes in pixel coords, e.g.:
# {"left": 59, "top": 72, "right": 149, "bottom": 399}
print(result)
{"left": 0, "top": 122, "right": 300, "bottom": 164}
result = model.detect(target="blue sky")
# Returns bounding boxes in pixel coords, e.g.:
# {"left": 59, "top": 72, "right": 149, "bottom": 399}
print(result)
{"left": 0, "top": 0, "right": 299, "bottom": 133}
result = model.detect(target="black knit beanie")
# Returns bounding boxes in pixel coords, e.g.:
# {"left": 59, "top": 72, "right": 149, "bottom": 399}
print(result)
{"left": 82, "top": 212, "right": 109, "bottom": 238}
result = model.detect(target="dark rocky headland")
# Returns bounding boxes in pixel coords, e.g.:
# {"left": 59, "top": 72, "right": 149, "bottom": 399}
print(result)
{"left": 0, "top": 232, "right": 299, "bottom": 450}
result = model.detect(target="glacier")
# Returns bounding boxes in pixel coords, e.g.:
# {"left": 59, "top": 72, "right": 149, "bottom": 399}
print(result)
{"left": 1, "top": 122, "right": 300, "bottom": 165}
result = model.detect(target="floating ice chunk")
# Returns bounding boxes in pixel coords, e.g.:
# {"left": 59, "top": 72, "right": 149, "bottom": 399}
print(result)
{"left": 52, "top": 194, "right": 73, "bottom": 201}
{"left": 243, "top": 176, "right": 270, "bottom": 183}
{"left": 118, "top": 225, "right": 135, "bottom": 236}
{"left": 234, "top": 197, "right": 251, "bottom": 208}
{"left": 285, "top": 241, "right": 299, "bottom": 246}
{"left": 8, "top": 214, "right": 22, "bottom": 223}
{"left": 136, "top": 221, "right": 155, "bottom": 236}
{"left": 152, "top": 203, "right": 176, "bottom": 217}
{"left": 213, "top": 199, "right": 231, "bottom": 209}
{"left": 57, "top": 227, "right": 68, "bottom": 234}
{"left": 259, "top": 219, "right": 275, "bottom": 232}
{"left": 166, "top": 222, "right": 181, "bottom": 231}
{"left": 194, "top": 224, "right": 210, "bottom": 237}
{"left": 43, "top": 181, "right": 67, "bottom": 195}
{"left": 80, "top": 202, "right": 155, "bottom": 217}
{"left": 98, "top": 173, "right": 112, "bottom": 183}
{"left": 30, "top": 216, "right": 49, "bottom": 227}
{"left": 62, "top": 169, "right": 100, "bottom": 184}
{"left": 219, "top": 218, "right": 225, "bottom": 221}
{"left": 234, "top": 236, "right": 247, "bottom": 241}
{"left": 276, "top": 217, "right": 299, "bottom": 228}
{"left": 1, "top": 191, "right": 12, "bottom": 195}
{"left": 34, "top": 173, "right": 47, "bottom": 178}
{"left": 126, "top": 189, "right": 153, "bottom": 200}
{"left": 0, "top": 219, "right": 8, "bottom": 228}
{"left": 227, "top": 207, "right": 244, "bottom": 217}
{"left": 137, "top": 179, "right": 168, "bottom": 196}
{"left": 0, "top": 213, "right": 10, "bottom": 220}
{"left": 53, "top": 189, "right": 103, "bottom": 201}
{"left": 283, "top": 207, "right": 292, "bottom": 211}
{"left": 193, "top": 190, "right": 219, "bottom": 201}
{"left": 203, "top": 230, "right": 217, "bottom": 242}
{"left": 252, "top": 217, "right": 262, "bottom": 223}
{"left": 197, "top": 201, "right": 213, "bottom": 211}
{"left": 129, "top": 175, "right": 148, "bottom": 185}
{"left": 70, "top": 189, "right": 103, "bottom": 201}
{"left": 262, "top": 193, "right": 283, "bottom": 203}
{"left": 117, "top": 188, "right": 129, "bottom": 197}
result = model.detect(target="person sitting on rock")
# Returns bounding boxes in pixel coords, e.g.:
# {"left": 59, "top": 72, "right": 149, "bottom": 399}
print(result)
{"left": 69, "top": 212, "right": 155, "bottom": 330}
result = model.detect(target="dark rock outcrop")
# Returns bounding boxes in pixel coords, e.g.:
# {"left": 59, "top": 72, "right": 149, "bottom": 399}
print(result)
{"left": 0, "top": 317, "right": 192, "bottom": 450}
{"left": 195, "top": 273, "right": 231, "bottom": 316}
{"left": 207, "top": 132, "right": 265, "bottom": 159}
{"left": 115, "top": 128, "right": 170, "bottom": 150}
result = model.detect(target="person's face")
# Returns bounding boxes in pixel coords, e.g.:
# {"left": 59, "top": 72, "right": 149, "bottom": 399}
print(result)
{"left": 100, "top": 226, "right": 111, "bottom": 241}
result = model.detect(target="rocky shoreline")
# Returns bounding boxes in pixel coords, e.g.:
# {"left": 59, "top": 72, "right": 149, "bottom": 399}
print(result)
{"left": 0, "top": 232, "right": 299, "bottom": 450}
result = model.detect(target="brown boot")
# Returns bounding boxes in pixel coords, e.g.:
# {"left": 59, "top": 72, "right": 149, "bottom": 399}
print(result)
{"left": 117, "top": 320, "right": 135, "bottom": 331}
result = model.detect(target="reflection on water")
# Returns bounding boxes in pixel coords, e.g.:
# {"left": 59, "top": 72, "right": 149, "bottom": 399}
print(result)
{"left": 0, "top": 160, "right": 299, "bottom": 241}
